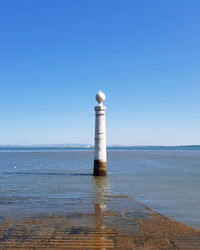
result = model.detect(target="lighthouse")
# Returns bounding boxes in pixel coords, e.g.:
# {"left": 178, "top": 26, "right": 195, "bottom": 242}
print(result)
{"left": 93, "top": 90, "right": 107, "bottom": 176}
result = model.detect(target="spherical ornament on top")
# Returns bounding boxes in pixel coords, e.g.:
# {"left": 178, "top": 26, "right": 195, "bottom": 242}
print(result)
{"left": 96, "top": 90, "right": 106, "bottom": 103}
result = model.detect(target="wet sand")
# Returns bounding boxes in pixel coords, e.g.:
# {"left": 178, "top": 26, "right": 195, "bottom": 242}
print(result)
{"left": 1, "top": 195, "right": 200, "bottom": 249}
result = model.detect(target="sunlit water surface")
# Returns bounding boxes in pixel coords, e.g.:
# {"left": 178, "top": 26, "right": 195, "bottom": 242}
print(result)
{"left": 0, "top": 150, "right": 200, "bottom": 229}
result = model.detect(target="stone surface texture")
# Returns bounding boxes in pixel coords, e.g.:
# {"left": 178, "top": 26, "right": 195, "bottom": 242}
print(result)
{"left": 94, "top": 90, "right": 107, "bottom": 176}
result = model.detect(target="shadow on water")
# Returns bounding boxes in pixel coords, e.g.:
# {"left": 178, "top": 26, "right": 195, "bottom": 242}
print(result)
{"left": 3, "top": 172, "right": 93, "bottom": 176}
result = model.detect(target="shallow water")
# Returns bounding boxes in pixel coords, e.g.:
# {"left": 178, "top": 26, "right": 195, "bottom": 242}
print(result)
{"left": 0, "top": 150, "right": 200, "bottom": 229}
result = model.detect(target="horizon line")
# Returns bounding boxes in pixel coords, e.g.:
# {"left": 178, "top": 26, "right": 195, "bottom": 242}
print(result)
{"left": 0, "top": 144, "right": 200, "bottom": 148}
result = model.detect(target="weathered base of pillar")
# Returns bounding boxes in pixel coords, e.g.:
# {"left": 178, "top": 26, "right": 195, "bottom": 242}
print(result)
{"left": 93, "top": 160, "right": 107, "bottom": 176}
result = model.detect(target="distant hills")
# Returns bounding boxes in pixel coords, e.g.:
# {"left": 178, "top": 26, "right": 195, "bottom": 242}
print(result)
{"left": 0, "top": 144, "right": 200, "bottom": 150}
{"left": 0, "top": 144, "right": 92, "bottom": 148}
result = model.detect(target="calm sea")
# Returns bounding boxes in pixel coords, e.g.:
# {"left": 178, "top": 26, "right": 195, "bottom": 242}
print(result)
{"left": 0, "top": 148, "right": 200, "bottom": 230}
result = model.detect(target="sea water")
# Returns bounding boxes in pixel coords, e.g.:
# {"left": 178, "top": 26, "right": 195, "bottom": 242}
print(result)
{"left": 0, "top": 149, "right": 200, "bottom": 230}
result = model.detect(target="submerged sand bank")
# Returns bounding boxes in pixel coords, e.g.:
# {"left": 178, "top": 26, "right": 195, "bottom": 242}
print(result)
{"left": 0, "top": 196, "right": 200, "bottom": 249}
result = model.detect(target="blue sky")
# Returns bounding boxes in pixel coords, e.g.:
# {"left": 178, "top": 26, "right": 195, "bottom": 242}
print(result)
{"left": 0, "top": 0, "right": 200, "bottom": 145}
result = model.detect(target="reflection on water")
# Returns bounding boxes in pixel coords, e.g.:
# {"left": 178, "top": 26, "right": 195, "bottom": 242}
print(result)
{"left": 93, "top": 177, "right": 110, "bottom": 211}
{"left": 93, "top": 177, "right": 109, "bottom": 250}
{"left": 0, "top": 150, "right": 200, "bottom": 229}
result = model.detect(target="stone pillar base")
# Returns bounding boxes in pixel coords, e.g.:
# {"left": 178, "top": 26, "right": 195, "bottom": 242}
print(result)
{"left": 93, "top": 160, "right": 107, "bottom": 176}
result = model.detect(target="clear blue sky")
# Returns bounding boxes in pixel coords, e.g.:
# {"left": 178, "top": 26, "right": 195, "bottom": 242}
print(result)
{"left": 0, "top": 0, "right": 200, "bottom": 145}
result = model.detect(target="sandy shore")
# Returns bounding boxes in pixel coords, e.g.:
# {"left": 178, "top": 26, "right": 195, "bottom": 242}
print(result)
{"left": 1, "top": 195, "right": 200, "bottom": 249}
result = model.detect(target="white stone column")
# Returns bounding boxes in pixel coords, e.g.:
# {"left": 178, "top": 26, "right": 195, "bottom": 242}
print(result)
{"left": 93, "top": 90, "right": 107, "bottom": 176}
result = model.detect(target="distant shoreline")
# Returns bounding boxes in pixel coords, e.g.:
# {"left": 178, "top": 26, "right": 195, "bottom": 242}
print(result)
{"left": 0, "top": 145, "right": 200, "bottom": 151}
